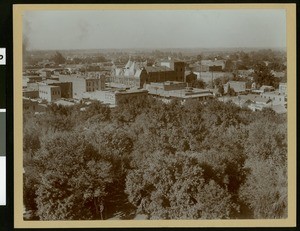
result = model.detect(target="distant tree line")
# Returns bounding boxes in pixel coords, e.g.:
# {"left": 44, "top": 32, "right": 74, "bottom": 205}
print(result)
{"left": 195, "top": 49, "right": 286, "bottom": 73}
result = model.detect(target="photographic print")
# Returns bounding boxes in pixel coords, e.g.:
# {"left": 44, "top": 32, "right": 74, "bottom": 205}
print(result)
{"left": 13, "top": 4, "right": 296, "bottom": 228}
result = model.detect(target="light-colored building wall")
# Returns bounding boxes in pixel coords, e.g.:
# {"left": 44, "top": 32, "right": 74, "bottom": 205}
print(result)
{"left": 261, "top": 91, "right": 286, "bottom": 106}
{"left": 147, "top": 81, "right": 187, "bottom": 92}
{"left": 38, "top": 84, "right": 61, "bottom": 102}
{"left": 58, "top": 75, "right": 106, "bottom": 99}
{"left": 82, "top": 89, "right": 148, "bottom": 106}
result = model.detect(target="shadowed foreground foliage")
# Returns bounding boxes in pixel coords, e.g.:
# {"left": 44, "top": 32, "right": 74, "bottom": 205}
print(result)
{"left": 23, "top": 98, "right": 287, "bottom": 220}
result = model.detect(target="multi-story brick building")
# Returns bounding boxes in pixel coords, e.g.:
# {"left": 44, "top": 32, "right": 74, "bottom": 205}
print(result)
{"left": 58, "top": 74, "right": 106, "bottom": 99}
{"left": 43, "top": 79, "right": 73, "bottom": 99}
{"left": 38, "top": 84, "right": 61, "bottom": 102}
{"left": 108, "top": 58, "right": 185, "bottom": 89}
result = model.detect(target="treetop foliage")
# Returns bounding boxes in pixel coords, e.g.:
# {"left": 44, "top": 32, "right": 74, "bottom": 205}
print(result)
{"left": 23, "top": 95, "right": 287, "bottom": 220}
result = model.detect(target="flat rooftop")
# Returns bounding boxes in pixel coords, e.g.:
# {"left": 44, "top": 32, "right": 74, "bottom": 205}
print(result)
{"left": 148, "top": 87, "right": 213, "bottom": 99}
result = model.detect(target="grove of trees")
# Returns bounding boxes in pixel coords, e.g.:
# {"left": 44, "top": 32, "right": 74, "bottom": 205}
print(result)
{"left": 23, "top": 96, "right": 287, "bottom": 220}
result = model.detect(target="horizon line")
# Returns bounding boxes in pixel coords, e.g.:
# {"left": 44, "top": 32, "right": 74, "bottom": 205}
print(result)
{"left": 26, "top": 46, "right": 287, "bottom": 52}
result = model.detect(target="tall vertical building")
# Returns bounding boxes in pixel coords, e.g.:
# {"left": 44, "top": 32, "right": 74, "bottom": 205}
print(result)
{"left": 160, "top": 57, "right": 185, "bottom": 82}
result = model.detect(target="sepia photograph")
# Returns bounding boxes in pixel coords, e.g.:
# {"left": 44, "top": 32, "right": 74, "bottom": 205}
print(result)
{"left": 13, "top": 3, "right": 296, "bottom": 228}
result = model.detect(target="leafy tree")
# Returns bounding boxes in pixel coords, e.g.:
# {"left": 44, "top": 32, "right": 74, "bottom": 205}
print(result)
{"left": 218, "top": 84, "right": 224, "bottom": 95}
{"left": 23, "top": 127, "right": 41, "bottom": 156}
{"left": 224, "top": 59, "right": 234, "bottom": 72}
{"left": 190, "top": 79, "right": 206, "bottom": 89}
{"left": 126, "top": 151, "right": 238, "bottom": 219}
{"left": 244, "top": 117, "right": 287, "bottom": 162}
{"left": 79, "top": 101, "right": 111, "bottom": 122}
{"left": 23, "top": 152, "right": 40, "bottom": 220}
{"left": 73, "top": 57, "right": 82, "bottom": 64}
{"left": 22, "top": 82, "right": 287, "bottom": 220}
{"left": 227, "top": 86, "right": 236, "bottom": 96}
{"left": 33, "top": 132, "right": 114, "bottom": 220}
{"left": 34, "top": 110, "right": 74, "bottom": 132}
{"left": 268, "top": 62, "right": 286, "bottom": 72}
{"left": 237, "top": 111, "right": 287, "bottom": 219}
{"left": 113, "top": 95, "right": 152, "bottom": 123}
{"left": 239, "top": 158, "right": 287, "bottom": 218}
{"left": 52, "top": 51, "right": 66, "bottom": 65}
{"left": 196, "top": 54, "right": 202, "bottom": 62}
{"left": 253, "top": 64, "right": 280, "bottom": 88}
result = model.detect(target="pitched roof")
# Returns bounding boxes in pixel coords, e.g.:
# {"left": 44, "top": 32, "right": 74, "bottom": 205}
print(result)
{"left": 125, "top": 60, "right": 133, "bottom": 69}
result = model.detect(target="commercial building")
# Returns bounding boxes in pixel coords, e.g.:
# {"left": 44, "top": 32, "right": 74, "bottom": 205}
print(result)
{"left": 261, "top": 91, "right": 286, "bottom": 106}
{"left": 146, "top": 81, "right": 214, "bottom": 104}
{"left": 42, "top": 79, "right": 73, "bottom": 99}
{"left": 38, "top": 84, "right": 61, "bottom": 102}
{"left": 82, "top": 88, "right": 148, "bottom": 107}
{"left": 58, "top": 73, "right": 106, "bottom": 99}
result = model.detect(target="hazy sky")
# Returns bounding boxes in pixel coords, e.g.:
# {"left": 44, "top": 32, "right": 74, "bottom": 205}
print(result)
{"left": 23, "top": 9, "right": 286, "bottom": 50}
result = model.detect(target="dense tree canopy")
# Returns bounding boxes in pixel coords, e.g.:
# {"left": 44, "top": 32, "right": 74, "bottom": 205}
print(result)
{"left": 126, "top": 151, "right": 239, "bottom": 219}
{"left": 253, "top": 64, "right": 280, "bottom": 88}
{"left": 23, "top": 95, "right": 287, "bottom": 220}
{"left": 31, "top": 133, "right": 114, "bottom": 220}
